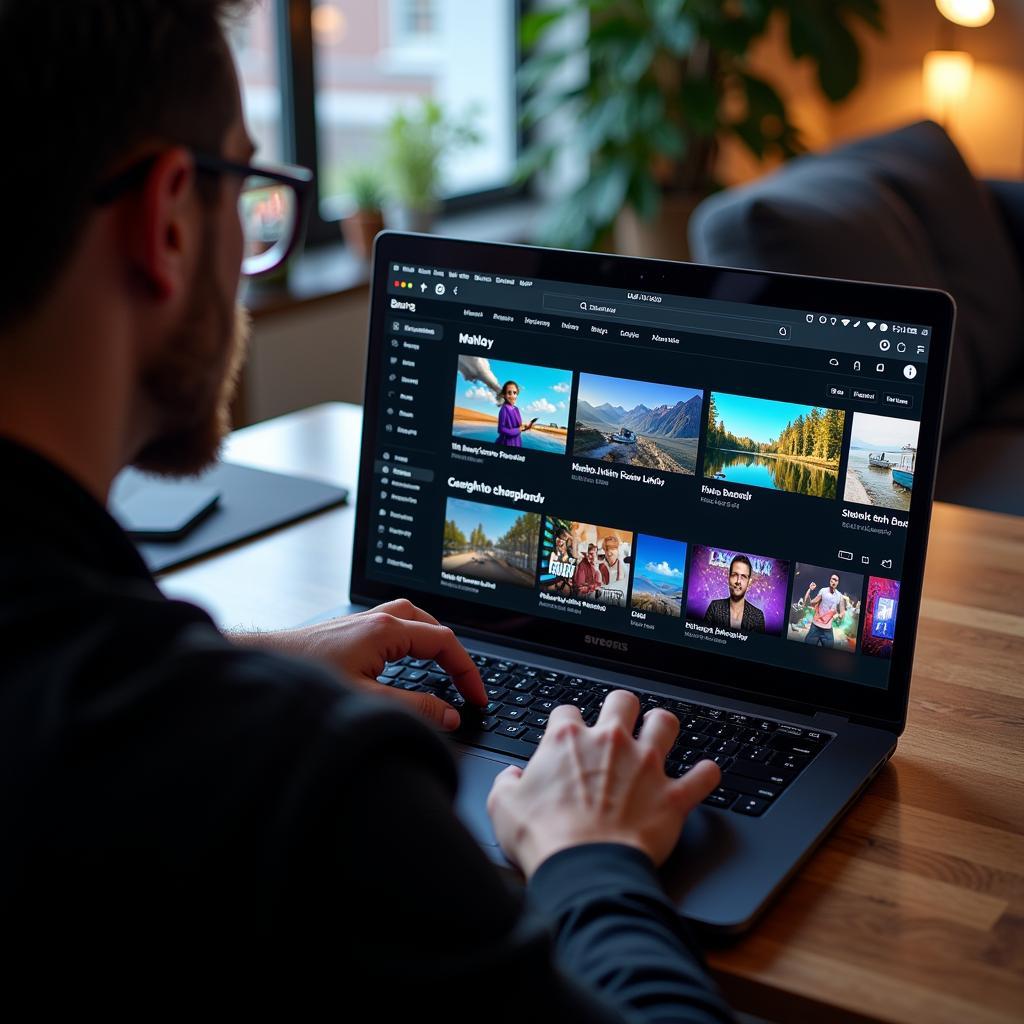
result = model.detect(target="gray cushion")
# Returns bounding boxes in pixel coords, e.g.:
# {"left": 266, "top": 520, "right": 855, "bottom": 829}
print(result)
{"left": 690, "top": 121, "right": 1024, "bottom": 439}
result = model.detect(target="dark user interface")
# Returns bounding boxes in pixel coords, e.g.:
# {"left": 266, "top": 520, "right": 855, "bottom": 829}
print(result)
{"left": 365, "top": 258, "right": 932, "bottom": 690}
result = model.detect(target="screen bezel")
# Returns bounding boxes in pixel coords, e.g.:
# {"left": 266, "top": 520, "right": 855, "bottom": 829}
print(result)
{"left": 351, "top": 231, "right": 955, "bottom": 733}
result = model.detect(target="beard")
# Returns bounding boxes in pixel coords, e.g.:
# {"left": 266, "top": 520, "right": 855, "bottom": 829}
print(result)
{"left": 132, "top": 254, "right": 252, "bottom": 478}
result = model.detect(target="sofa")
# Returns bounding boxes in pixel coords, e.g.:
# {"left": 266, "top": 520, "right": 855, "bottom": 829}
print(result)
{"left": 689, "top": 121, "right": 1024, "bottom": 517}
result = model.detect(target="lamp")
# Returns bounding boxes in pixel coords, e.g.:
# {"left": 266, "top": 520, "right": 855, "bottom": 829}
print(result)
{"left": 923, "top": 50, "right": 974, "bottom": 124}
{"left": 935, "top": 0, "right": 995, "bottom": 27}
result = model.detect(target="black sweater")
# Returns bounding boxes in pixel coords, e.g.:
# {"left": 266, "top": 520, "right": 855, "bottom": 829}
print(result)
{"left": 0, "top": 438, "right": 734, "bottom": 1021}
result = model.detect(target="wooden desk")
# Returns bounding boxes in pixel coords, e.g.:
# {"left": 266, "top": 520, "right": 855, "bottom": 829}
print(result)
{"left": 161, "top": 403, "right": 1024, "bottom": 1024}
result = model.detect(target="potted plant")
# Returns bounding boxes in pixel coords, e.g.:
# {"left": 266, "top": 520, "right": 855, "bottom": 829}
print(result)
{"left": 338, "top": 162, "right": 386, "bottom": 261}
{"left": 519, "top": 2, "right": 884, "bottom": 257}
{"left": 383, "top": 98, "right": 481, "bottom": 233}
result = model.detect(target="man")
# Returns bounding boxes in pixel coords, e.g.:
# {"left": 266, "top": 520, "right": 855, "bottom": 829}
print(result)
{"left": 598, "top": 534, "right": 629, "bottom": 607}
{"left": 573, "top": 542, "right": 602, "bottom": 599}
{"left": 546, "top": 525, "right": 575, "bottom": 595}
{"left": 0, "top": 2, "right": 731, "bottom": 1017}
{"left": 801, "top": 573, "right": 847, "bottom": 648}
{"left": 703, "top": 554, "right": 767, "bottom": 634}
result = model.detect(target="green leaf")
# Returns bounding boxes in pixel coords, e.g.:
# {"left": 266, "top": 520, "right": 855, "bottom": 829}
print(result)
{"left": 517, "top": 48, "right": 574, "bottom": 94}
{"left": 586, "top": 159, "right": 631, "bottom": 225}
{"left": 629, "top": 169, "right": 663, "bottom": 222}
{"left": 648, "top": 119, "right": 686, "bottom": 158}
{"left": 620, "top": 37, "right": 656, "bottom": 83}
{"left": 520, "top": 8, "right": 571, "bottom": 49}
{"left": 679, "top": 77, "right": 719, "bottom": 136}
{"left": 580, "top": 92, "right": 631, "bottom": 150}
{"left": 657, "top": 15, "right": 698, "bottom": 57}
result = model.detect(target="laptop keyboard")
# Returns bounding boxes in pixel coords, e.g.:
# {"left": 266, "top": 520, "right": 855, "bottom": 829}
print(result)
{"left": 377, "top": 652, "right": 832, "bottom": 817}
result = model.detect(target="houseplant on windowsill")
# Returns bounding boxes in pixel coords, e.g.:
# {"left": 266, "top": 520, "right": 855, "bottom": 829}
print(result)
{"left": 519, "top": 1, "right": 884, "bottom": 257}
{"left": 339, "top": 163, "right": 386, "bottom": 261}
{"left": 383, "top": 98, "right": 481, "bottom": 233}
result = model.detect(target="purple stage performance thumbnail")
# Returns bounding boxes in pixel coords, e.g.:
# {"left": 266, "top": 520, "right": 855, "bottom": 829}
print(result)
{"left": 685, "top": 544, "right": 791, "bottom": 637}
{"left": 861, "top": 576, "right": 900, "bottom": 659}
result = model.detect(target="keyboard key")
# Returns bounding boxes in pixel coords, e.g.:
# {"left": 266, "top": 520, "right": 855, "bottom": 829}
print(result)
{"left": 497, "top": 706, "right": 529, "bottom": 722}
{"left": 471, "top": 654, "right": 490, "bottom": 666}
{"left": 483, "top": 700, "right": 502, "bottom": 715}
{"left": 381, "top": 664, "right": 404, "bottom": 678}
{"left": 710, "top": 754, "right": 734, "bottom": 770}
{"left": 755, "top": 720, "right": 777, "bottom": 734}
{"left": 745, "top": 745, "right": 771, "bottom": 762}
{"left": 509, "top": 677, "right": 536, "bottom": 693}
{"left": 775, "top": 755, "right": 808, "bottom": 772}
{"left": 485, "top": 686, "right": 508, "bottom": 701}
{"left": 525, "top": 714, "right": 548, "bottom": 729}
{"left": 682, "top": 733, "right": 709, "bottom": 749}
{"left": 400, "top": 668, "right": 428, "bottom": 683}
{"left": 496, "top": 722, "right": 527, "bottom": 738}
{"left": 376, "top": 675, "right": 396, "bottom": 685}
{"left": 720, "top": 773, "right": 781, "bottom": 801}
{"left": 729, "top": 761, "right": 796, "bottom": 787}
{"left": 473, "top": 716, "right": 499, "bottom": 732}
{"left": 408, "top": 658, "right": 432, "bottom": 669}
{"left": 508, "top": 692, "right": 534, "bottom": 707}
{"left": 733, "top": 796, "right": 769, "bottom": 817}
{"left": 714, "top": 740, "right": 741, "bottom": 756}
{"left": 536, "top": 684, "right": 564, "bottom": 699}
{"left": 534, "top": 699, "right": 558, "bottom": 714}
{"left": 703, "top": 788, "right": 738, "bottom": 809}
{"left": 522, "top": 729, "right": 545, "bottom": 745}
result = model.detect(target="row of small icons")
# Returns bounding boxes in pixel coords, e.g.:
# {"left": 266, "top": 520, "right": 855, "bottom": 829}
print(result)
{"left": 838, "top": 551, "right": 894, "bottom": 568}
{"left": 807, "top": 313, "right": 929, "bottom": 338}
{"left": 394, "top": 278, "right": 454, "bottom": 296}
{"left": 809, "top": 314, "right": 885, "bottom": 329}
{"left": 828, "top": 356, "right": 917, "bottom": 379}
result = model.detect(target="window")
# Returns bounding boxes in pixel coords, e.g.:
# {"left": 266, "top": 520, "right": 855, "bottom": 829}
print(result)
{"left": 226, "top": 2, "right": 284, "bottom": 163}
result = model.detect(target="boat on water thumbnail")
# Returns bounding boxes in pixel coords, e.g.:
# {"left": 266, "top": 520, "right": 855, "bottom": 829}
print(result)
{"left": 892, "top": 447, "right": 916, "bottom": 490}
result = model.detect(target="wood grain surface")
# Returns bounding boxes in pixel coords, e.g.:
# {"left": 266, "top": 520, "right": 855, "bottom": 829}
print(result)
{"left": 160, "top": 404, "right": 1024, "bottom": 1024}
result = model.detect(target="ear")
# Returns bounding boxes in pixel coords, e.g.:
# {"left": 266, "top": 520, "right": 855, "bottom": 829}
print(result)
{"left": 131, "top": 147, "right": 199, "bottom": 302}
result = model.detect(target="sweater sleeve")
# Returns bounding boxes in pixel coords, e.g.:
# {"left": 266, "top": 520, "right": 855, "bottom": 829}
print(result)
{"left": 528, "top": 844, "right": 736, "bottom": 1024}
{"left": 296, "top": 695, "right": 734, "bottom": 1023}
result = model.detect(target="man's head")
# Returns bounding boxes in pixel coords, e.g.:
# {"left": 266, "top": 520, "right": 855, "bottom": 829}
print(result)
{"left": 728, "top": 555, "right": 753, "bottom": 600}
{"left": 829, "top": 574, "right": 840, "bottom": 591}
{"left": 1, "top": 0, "right": 256, "bottom": 479}
{"left": 603, "top": 535, "right": 620, "bottom": 564}
{"left": 587, "top": 544, "right": 596, "bottom": 564}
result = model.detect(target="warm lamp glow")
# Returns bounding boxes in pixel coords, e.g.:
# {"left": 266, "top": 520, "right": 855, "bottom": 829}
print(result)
{"left": 923, "top": 50, "right": 974, "bottom": 125}
{"left": 312, "top": 2, "right": 346, "bottom": 46}
{"left": 935, "top": 0, "right": 995, "bottom": 27}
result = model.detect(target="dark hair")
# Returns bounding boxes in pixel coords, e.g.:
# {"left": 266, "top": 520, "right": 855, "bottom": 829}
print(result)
{"left": 0, "top": 0, "right": 252, "bottom": 330}
{"left": 499, "top": 381, "right": 521, "bottom": 401}
{"left": 729, "top": 554, "right": 753, "bottom": 575}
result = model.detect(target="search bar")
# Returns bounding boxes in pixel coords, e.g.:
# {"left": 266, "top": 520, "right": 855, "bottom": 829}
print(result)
{"left": 542, "top": 293, "right": 791, "bottom": 341}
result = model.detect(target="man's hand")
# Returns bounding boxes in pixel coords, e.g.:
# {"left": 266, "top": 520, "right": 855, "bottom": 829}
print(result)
{"left": 487, "top": 690, "right": 721, "bottom": 879}
{"left": 233, "top": 599, "right": 486, "bottom": 731}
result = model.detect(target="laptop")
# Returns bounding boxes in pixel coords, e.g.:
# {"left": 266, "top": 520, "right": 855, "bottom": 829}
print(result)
{"left": 321, "top": 230, "right": 954, "bottom": 934}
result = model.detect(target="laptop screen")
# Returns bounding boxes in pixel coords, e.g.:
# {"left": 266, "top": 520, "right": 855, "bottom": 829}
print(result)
{"left": 353, "top": 234, "right": 954, "bottom": 726}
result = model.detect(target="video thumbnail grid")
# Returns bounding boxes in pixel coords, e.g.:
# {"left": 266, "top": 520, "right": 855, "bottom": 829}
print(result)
{"left": 439, "top": 493, "right": 898, "bottom": 661}
{"left": 450, "top": 356, "right": 920, "bottom": 515}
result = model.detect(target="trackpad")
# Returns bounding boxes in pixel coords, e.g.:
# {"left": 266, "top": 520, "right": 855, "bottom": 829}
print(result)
{"left": 454, "top": 751, "right": 512, "bottom": 848}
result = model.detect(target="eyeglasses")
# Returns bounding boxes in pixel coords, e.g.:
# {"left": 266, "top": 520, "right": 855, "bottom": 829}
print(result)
{"left": 94, "top": 151, "right": 314, "bottom": 277}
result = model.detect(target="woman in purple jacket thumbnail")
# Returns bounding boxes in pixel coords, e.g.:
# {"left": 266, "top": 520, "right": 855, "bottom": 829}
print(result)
{"left": 496, "top": 380, "right": 537, "bottom": 447}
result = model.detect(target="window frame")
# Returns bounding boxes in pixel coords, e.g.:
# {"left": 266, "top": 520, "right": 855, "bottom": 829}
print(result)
{"left": 265, "top": 0, "right": 527, "bottom": 249}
